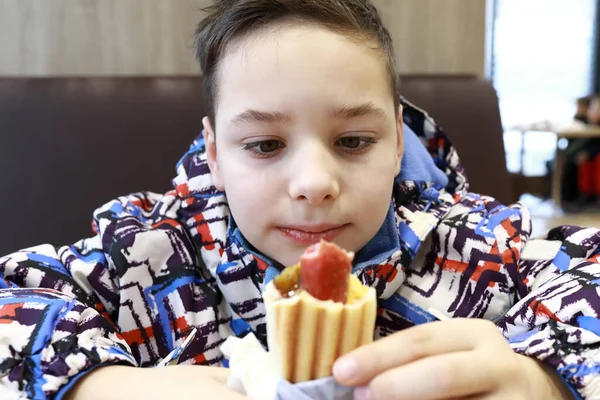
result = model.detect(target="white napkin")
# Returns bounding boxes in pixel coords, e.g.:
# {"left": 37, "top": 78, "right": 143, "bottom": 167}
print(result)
{"left": 220, "top": 333, "right": 279, "bottom": 399}
{"left": 220, "top": 334, "right": 355, "bottom": 400}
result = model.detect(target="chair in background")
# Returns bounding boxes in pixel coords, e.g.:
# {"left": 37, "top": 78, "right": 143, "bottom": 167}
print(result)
{"left": 0, "top": 75, "right": 512, "bottom": 254}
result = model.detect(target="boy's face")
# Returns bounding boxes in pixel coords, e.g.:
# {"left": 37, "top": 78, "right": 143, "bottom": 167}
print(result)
{"left": 203, "top": 23, "right": 403, "bottom": 267}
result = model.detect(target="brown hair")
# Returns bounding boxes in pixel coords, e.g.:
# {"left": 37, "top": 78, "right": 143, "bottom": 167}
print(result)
{"left": 194, "top": 0, "right": 398, "bottom": 123}
{"left": 577, "top": 96, "right": 592, "bottom": 107}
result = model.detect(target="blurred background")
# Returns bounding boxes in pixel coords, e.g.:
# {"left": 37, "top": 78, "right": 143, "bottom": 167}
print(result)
{"left": 0, "top": 0, "right": 488, "bottom": 76}
{"left": 0, "top": 0, "right": 598, "bottom": 251}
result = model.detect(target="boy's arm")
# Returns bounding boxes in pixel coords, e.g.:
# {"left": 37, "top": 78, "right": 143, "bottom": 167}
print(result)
{"left": 0, "top": 228, "right": 141, "bottom": 398}
{"left": 63, "top": 365, "right": 247, "bottom": 400}
{"left": 0, "top": 286, "right": 138, "bottom": 399}
{"left": 499, "top": 222, "right": 600, "bottom": 400}
{"left": 0, "top": 191, "right": 225, "bottom": 398}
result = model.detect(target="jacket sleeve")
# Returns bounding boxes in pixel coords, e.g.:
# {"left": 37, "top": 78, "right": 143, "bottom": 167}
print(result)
{"left": 499, "top": 220, "right": 600, "bottom": 399}
{"left": 0, "top": 191, "right": 191, "bottom": 399}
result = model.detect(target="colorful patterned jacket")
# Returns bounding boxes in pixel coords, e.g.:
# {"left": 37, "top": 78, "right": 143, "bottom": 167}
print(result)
{"left": 1, "top": 100, "right": 599, "bottom": 399}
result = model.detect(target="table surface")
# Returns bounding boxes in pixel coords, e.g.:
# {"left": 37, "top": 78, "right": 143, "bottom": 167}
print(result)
{"left": 556, "top": 124, "right": 600, "bottom": 138}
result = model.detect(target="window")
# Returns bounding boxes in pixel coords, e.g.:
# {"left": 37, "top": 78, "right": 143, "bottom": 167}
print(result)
{"left": 489, "top": 0, "right": 598, "bottom": 177}
{"left": 490, "top": 0, "right": 597, "bottom": 129}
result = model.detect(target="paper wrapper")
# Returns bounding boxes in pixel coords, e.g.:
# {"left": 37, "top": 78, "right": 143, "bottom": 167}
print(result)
{"left": 221, "top": 334, "right": 355, "bottom": 400}
{"left": 221, "top": 333, "right": 280, "bottom": 400}
{"left": 263, "top": 279, "right": 377, "bottom": 383}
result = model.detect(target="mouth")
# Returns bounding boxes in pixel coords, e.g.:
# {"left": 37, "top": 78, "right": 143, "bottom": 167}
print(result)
{"left": 277, "top": 223, "right": 349, "bottom": 245}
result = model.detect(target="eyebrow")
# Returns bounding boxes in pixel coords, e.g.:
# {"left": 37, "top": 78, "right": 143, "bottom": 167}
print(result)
{"left": 229, "top": 102, "right": 386, "bottom": 126}
{"left": 230, "top": 109, "right": 292, "bottom": 126}
{"left": 329, "top": 102, "right": 387, "bottom": 120}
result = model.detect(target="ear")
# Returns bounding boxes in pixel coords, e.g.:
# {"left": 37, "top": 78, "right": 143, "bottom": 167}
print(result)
{"left": 395, "top": 104, "right": 405, "bottom": 176}
{"left": 202, "top": 116, "right": 225, "bottom": 191}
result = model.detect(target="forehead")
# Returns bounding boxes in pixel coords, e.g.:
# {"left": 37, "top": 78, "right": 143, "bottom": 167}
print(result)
{"left": 213, "top": 22, "right": 393, "bottom": 125}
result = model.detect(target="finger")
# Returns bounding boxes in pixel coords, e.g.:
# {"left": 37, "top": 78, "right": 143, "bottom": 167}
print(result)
{"left": 334, "top": 318, "right": 499, "bottom": 386}
{"left": 366, "top": 351, "right": 499, "bottom": 400}
{"left": 205, "top": 384, "right": 249, "bottom": 399}
{"left": 460, "top": 395, "right": 504, "bottom": 400}
{"left": 195, "top": 366, "right": 231, "bottom": 383}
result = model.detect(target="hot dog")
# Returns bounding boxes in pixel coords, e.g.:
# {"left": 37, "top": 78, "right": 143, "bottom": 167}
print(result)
{"left": 264, "top": 240, "right": 376, "bottom": 383}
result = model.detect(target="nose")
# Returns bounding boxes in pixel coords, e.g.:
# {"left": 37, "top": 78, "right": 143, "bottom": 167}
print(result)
{"left": 288, "top": 143, "right": 340, "bottom": 205}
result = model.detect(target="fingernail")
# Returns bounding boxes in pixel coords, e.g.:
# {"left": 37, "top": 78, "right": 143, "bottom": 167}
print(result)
{"left": 333, "top": 357, "right": 359, "bottom": 381}
{"left": 354, "top": 386, "right": 372, "bottom": 400}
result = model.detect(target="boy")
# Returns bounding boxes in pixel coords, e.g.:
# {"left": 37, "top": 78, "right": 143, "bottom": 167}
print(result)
{"left": 0, "top": 1, "right": 598, "bottom": 399}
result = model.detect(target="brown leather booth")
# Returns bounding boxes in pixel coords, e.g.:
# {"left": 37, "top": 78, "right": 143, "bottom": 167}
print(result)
{"left": 0, "top": 75, "right": 512, "bottom": 255}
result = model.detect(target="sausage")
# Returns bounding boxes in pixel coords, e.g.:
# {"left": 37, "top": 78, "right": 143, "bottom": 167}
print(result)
{"left": 299, "top": 240, "right": 353, "bottom": 303}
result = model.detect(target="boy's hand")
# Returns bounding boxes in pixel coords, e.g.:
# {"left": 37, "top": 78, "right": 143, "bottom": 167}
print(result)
{"left": 65, "top": 364, "right": 248, "bottom": 400}
{"left": 333, "top": 319, "right": 573, "bottom": 400}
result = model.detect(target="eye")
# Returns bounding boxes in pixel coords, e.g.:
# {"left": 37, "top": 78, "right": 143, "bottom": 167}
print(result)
{"left": 258, "top": 140, "right": 281, "bottom": 153}
{"left": 335, "top": 136, "right": 378, "bottom": 153}
{"left": 242, "top": 140, "right": 285, "bottom": 158}
{"left": 338, "top": 137, "right": 362, "bottom": 149}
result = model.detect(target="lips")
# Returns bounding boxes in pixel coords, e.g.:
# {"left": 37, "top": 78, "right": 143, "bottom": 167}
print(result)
{"left": 278, "top": 224, "right": 348, "bottom": 245}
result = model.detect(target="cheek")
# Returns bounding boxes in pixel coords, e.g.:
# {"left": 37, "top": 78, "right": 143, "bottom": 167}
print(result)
{"left": 219, "top": 157, "right": 281, "bottom": 215}
{"left": 346, "top": 151, "right": 397, "bottom": 215}
{"left": 355, "top": 148, "right": 398, "bottom": 193}
{"left": 353, "top": 171, "right": 394, "bottom": 209}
